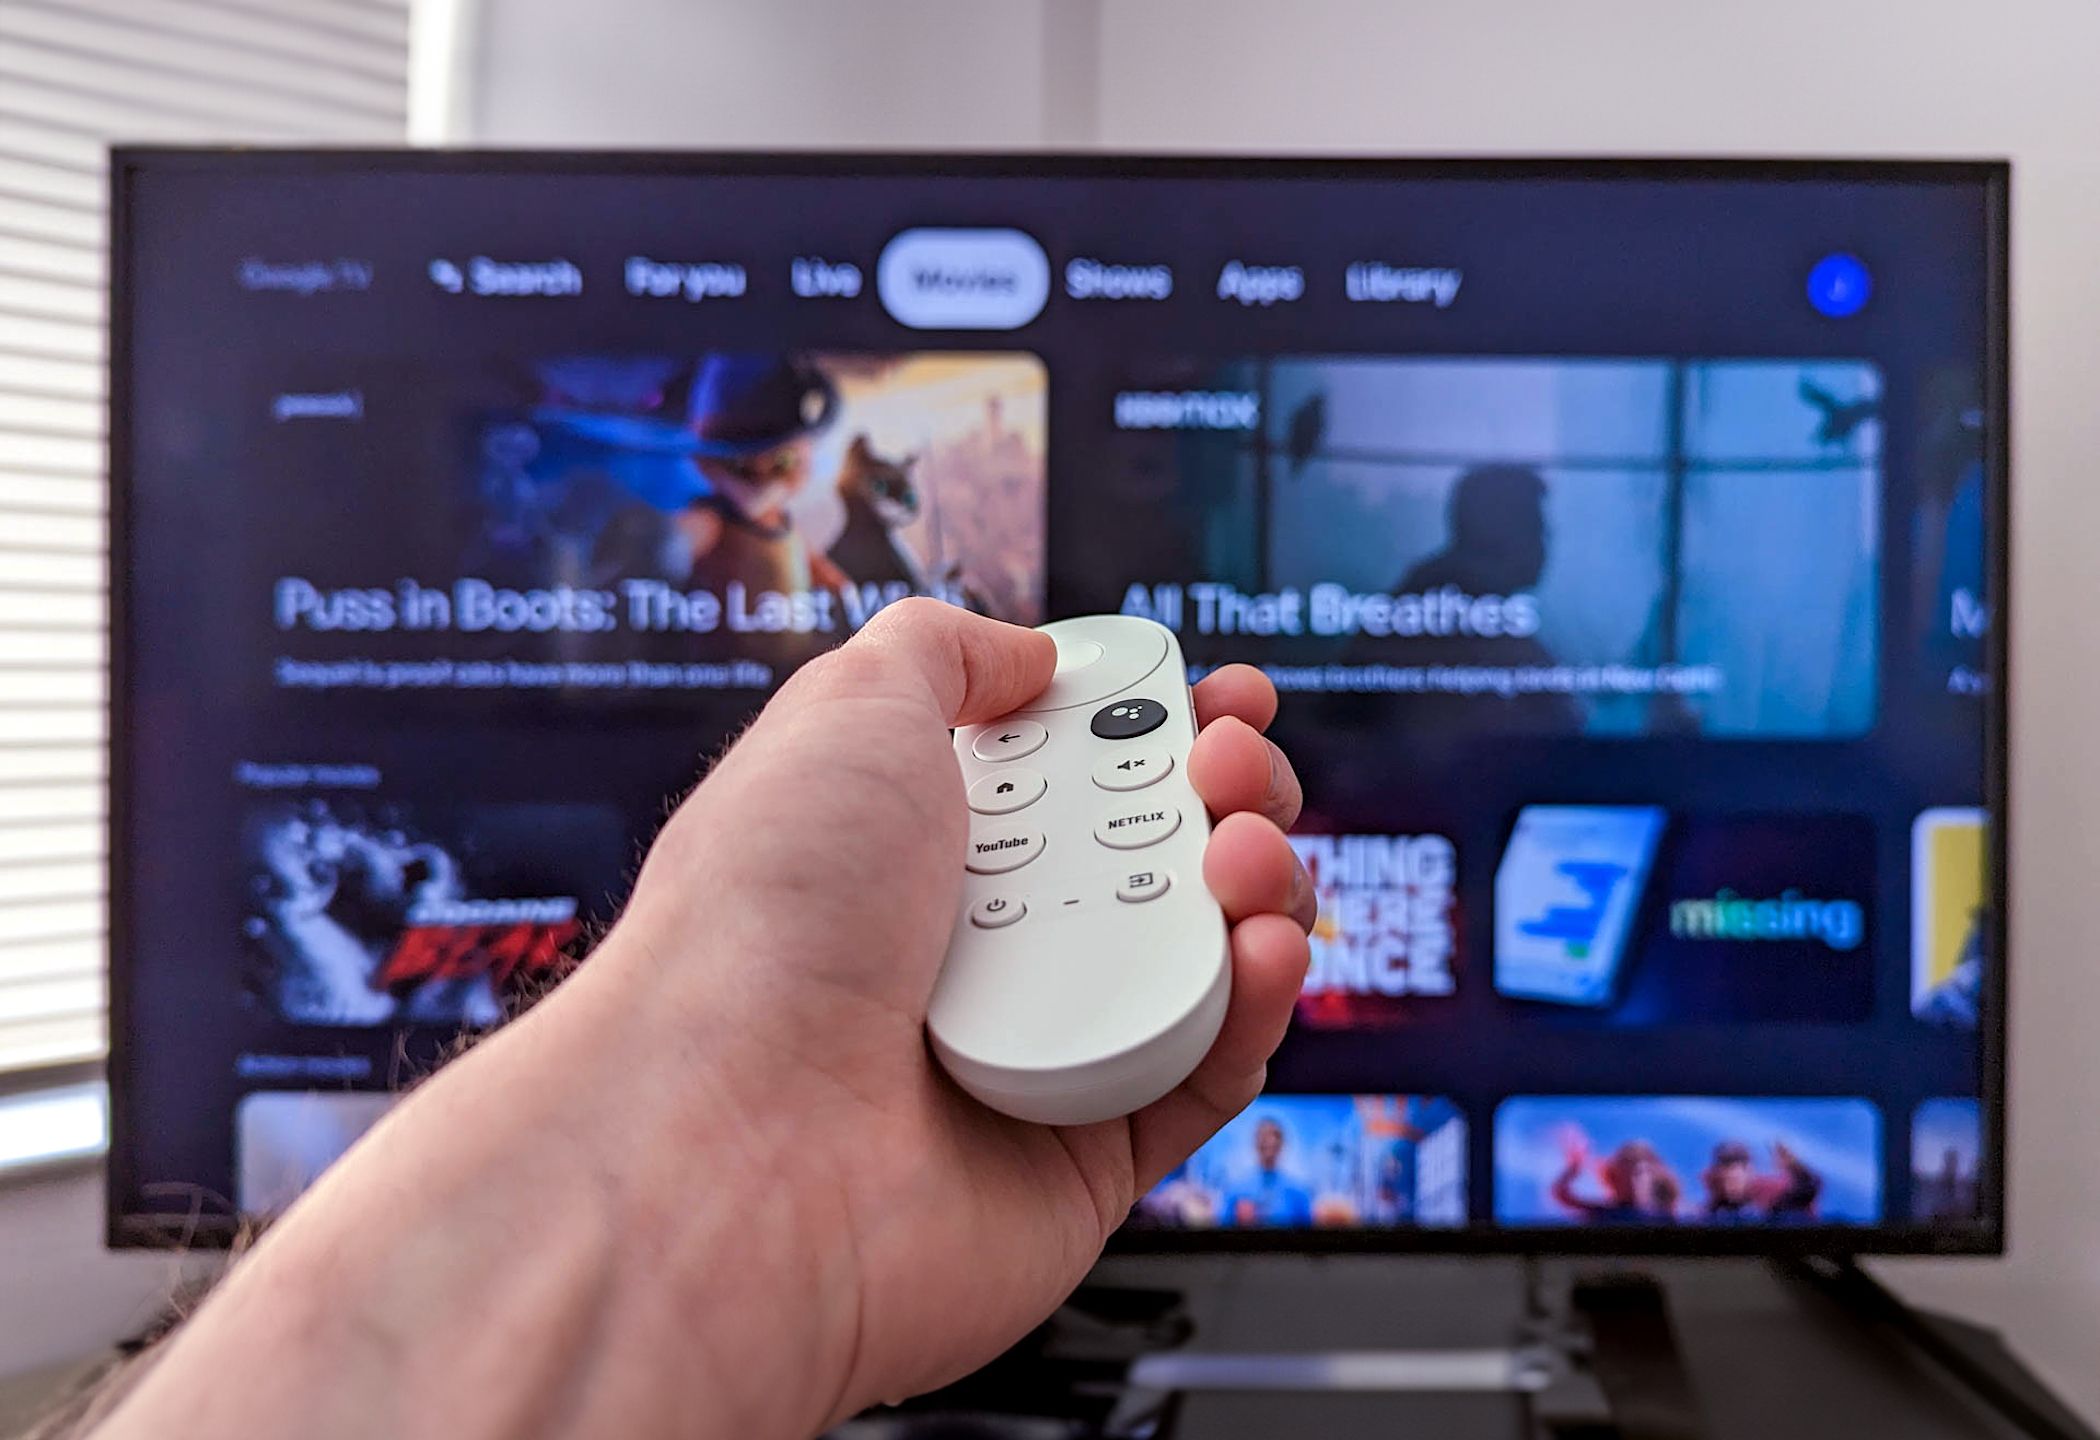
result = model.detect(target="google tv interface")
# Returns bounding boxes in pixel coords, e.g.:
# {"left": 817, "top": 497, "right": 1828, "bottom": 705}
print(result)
{"left": 108, "top": 155, "right": 2001, "bottom": 1252}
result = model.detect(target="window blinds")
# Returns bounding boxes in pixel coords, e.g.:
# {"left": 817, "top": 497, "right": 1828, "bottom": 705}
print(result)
{"left": 0, "top": 0, "right": 410, "bottom": 1075}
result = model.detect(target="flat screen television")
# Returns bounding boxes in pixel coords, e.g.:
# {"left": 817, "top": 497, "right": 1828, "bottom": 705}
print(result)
{"left": 106, "top": 151, "right": 2007, "bottom": 1254}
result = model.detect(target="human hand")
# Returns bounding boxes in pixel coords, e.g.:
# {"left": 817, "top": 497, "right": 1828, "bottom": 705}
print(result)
{"left": 93, "top": 601, "right": 1311, "bottom": 1440}
{"left": 574, "top": 598, "right": 1314, "bottom": 1423}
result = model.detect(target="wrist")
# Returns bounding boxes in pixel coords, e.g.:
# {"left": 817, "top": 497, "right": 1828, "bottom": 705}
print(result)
{"left": 543, "top": 931, "right": 873, "bottom": 1436}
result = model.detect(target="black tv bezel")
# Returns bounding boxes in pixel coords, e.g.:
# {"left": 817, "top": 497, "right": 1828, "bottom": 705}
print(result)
{"left": 103, "top": 149, "right": 2011, "bottom": 1258}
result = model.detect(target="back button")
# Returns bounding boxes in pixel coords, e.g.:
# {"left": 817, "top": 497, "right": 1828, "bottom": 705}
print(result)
{"left": 972, "top": 721, "right": 1048, "bottom": 762}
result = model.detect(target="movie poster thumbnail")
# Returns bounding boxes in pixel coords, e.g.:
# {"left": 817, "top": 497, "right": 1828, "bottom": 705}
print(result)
{"left": 1290, "top": 832, "right": 1460, "bottom": 1028}
{"left": 237, "top": 1090, "right": 397, "bottom": 1216}
{"left": 241, "top": 800, "right": 627, "bottom": 1028}
{"left": 1109, "top": 356, "right": 1880, "bottom": 738}
{"left": 468, "top": 352, "right": 1046, "bottom": 659}
{"left": 1911, "top": 1098, "right": 1983, "bottom": 1223}
{"left": 1130, "top": 1095, "right": 1467, "bottom": 1230}
{"left": 1912, "top": 807, "right": 1988, "bottom": 1028}
{"left": 1493, "top": 806, "right": 1872, "bottom": 1023}
{"left": 1494, "top": 1096, "right": 1882, "bottom": 1227}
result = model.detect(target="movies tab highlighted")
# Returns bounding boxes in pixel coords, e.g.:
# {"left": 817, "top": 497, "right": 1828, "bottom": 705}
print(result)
{"left": 877, "top": 228, "right": 1050, "bottom": 330}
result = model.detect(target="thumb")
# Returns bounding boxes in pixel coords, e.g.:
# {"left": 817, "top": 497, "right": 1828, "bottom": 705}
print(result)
{"left": 813, "top": 597, "right": 1056, "bottom": 726}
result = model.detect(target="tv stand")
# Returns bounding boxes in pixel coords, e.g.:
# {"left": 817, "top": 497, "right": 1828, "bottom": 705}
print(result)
{"left": 1527, "top": 1270, "right": 1705, "bottom": 1439}
{"left": 1780, "top": 1257, "right": 2096, "bottom": 1440}
{"left": 849, "top": 1256, "right": 2095, "bottom": 1439}
{"left": 1122, "top": 1262, "right": 1706, "bottom": 1440}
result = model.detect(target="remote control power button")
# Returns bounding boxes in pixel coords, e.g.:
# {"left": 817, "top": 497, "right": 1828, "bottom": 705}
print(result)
{"left": 1092, "top": 745, "right": 1172, "bottom": 792}
{"left": 970, "top": 895, "right": 1026, "bottom": 928}
{"left": 968, "top": 768, "right": 1047, "bottom": 815}
{"left": 971, "top": 720, "right": 1048, "bottom": 762}
{"left": 1094, "top": 804, "right": 1181, "bottom": 850}
{"left": 1090, "top": 698, "right": 1168, "bottom": 740}
{"left": 1116, "top": 870, "right": 1171, "bottom": 904}
{"left": 965, "top": 828, "right": 1045, "bottom": 874}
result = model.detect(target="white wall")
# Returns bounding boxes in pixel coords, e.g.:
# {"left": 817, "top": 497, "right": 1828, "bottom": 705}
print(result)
{"left": 461, "top": 0, "right": 1076, "bottom": 147}
{"left": 0, "top": 1168, "right": 211, "bottom": 1379}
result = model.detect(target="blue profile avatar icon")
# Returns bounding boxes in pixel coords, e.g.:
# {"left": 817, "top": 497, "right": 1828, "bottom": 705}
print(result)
{"left": 1807, "top": 252, "right": 1872, "bottom": 318}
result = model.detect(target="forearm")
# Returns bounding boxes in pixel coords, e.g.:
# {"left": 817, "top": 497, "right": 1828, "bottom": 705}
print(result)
{"left": 93, "top": 948, "right": 858, "bottom": 1440}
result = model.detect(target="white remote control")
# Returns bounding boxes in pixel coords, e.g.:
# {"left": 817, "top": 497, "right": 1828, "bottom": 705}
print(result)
{"left": 927, "top": 615, "right": 1230, "bottom": 1126}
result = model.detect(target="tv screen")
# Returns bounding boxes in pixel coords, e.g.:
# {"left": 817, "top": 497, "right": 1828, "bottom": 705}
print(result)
{"left": 107, "top": 152, "right": 2006, "bottom": 1254}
